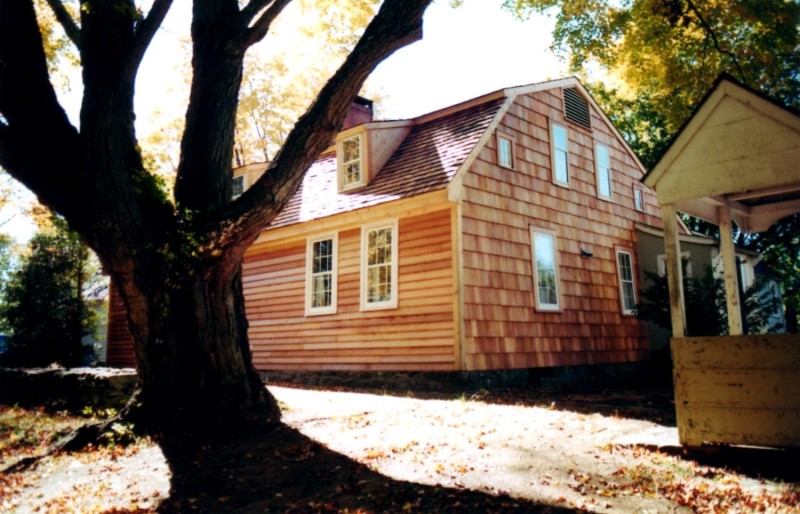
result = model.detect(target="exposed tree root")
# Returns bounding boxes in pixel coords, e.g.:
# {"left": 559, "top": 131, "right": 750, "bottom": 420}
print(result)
{"left": 1, "top": 391, "right": 143, "bottom": 475}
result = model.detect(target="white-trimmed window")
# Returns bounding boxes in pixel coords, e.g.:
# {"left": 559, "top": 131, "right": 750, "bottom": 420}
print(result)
{"left": 338, "top": 134, "right": 365, "bottom": 191}
{"left": 497, "top": 133, "right": 514, "bottom": 169}
{"left": 361, "top": 220, "right": 398, "bottom": 310}
{"left": 306, "top": 234, "right": 338, "bottom": 316}
{"left": 551, "top": 123, "right": 569, "bottom": 186}
{"left": 530, "top": 227, "right": 561, "bottom": 311}
{"left": 657, "top": 252, "right": 692, "bottom": 277}
{"left": 616, "top": 249, "right": 637, "bottom": 315}
{"left": 595, "top": 143, "right": 612, "bottom": 199}
{"left": 232, "top": 174, "right": 246, "bottom": 199}
{"left": 633, "top": 184, "right": 645, "bottom": 212}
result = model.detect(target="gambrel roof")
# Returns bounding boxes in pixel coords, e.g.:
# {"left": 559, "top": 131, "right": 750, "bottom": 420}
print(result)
{"left": 267, "top": 77, "right": 644, "bottom": 230}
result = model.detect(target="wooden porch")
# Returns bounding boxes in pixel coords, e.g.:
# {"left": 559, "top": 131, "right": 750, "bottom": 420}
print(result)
{"left": 644, "top": 75, "right": 800, "bottom": 448}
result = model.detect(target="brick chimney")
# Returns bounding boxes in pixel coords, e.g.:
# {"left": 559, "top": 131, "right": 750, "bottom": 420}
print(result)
{"left": 342, "top": 96, "right": 374, "bottom": 130}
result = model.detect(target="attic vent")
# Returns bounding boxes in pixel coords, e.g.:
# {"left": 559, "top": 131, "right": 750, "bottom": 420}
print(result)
{"left": 563, "top": 87, "right": 591, "bottom": 129}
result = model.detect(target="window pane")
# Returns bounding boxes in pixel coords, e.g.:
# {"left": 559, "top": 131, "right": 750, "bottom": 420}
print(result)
{"left": 554, "top": 151, "right": 568, "bottom": 183}
{"left": 499, "top": 137, "right": 512, "bottom": 167}
{"left": 232, "top": 175, "right": 244, "bottom": 198}
{"left": 365, "top": 226, "right": 394, "bottom": 305}
{"left": 533, "top": 232, "right": 558, "bottom": 308}
{"left": 342, "top": 137, "right": 360, "bottom": 162}
{"left": 617, "top": 251, "right": 636, "bottom": 313}
{"left": 596, "top": 144, "right": 611, "bottom": 198}
{"left": 553, "top": 125, "right": 567, "bottom": 150}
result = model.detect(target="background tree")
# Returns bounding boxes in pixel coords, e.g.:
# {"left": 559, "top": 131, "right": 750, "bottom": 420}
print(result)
{"left": 0, "top": 0, "right": 433, "bottom": 433}
{"left": 504, "top": 0, "right": 800, "bottom": 329}
{"left": 0, "top": 217, "right": 98, "bottom": 367}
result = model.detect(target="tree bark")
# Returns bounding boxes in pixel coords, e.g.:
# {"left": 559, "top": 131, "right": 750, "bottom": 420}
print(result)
{"left": 0, "top": 0, "right": 433, "bottom": 435}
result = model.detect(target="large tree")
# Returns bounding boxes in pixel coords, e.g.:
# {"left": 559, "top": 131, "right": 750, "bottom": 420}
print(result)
{"left": 0, "top": 0, "right": 433, "bottom": 431}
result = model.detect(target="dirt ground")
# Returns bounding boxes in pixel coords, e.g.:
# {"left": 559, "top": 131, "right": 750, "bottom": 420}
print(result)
{"left": 1, "top": 382, "right": 798, "bottom": 513}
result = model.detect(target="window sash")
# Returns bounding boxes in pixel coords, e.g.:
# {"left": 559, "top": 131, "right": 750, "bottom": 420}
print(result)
{"left": 551, "top": 124, "right": 569, "bottom": 185}
{"left": 633, "top": 186, "right": 644, "bottom": 212}
{"left": 361, "top": 221, "right": 398, "bottom": 310}
{"left": 498, "top": 136, "right": 513, "bottom": 168}
{"left": 531, "top": 229, "right": 560, "bottom": 310}
{"left": 617, "top": 250, "right": 636, "bottom": 314}
{"left": 306, "top": 235, "right": 337, "bottom": 315}
{"left": 340, "top": 135, "right": 363, "bottom": 189}
{"left": 595, "top": 144, "right": 611, "bottom": 198}
{"left": 232, "top": 175, "right": 245, "bottom": 198}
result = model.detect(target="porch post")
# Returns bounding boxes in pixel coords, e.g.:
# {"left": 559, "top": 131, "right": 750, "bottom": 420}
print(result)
{"left": 662, "top": 204, "right": 686, "bottom": 337}
{"left": 718, "top": 205, "right": 743, "bottom": 335}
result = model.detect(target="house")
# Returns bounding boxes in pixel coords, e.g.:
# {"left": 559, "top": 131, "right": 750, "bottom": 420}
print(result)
{"left": 106, "top": 77, "right": 663, "bottom": 372}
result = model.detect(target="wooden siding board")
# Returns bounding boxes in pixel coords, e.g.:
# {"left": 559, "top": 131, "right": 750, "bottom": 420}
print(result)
{"left": 245, "top": 209, "right": 456, "bottom": 371}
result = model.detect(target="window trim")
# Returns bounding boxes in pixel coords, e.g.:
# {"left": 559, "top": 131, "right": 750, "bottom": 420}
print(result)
{"left": 595, "top": 142, "right": 612, "bottom": 200}
{"left": 360, "top": 219, "right": 399, "bottom": 311}
{"left": 550, "top": 122, "right": 570, "bottom": 187}
{"left": 232, "top": 174, "right": 247, "bottom": 199}
{"left": 305, "top": 233, "right": 338, "bottom": 316}
{"left": 337, "top": 133, "right": 367, "bottom": 191}
{"left": 497, "top": 132, "right": 515, "bottom": 169}
{"left": 616, "top": 248, "right": 637, "bottom": 315}
{"left": 530, "top": 226, "right": 562, "bottom": 312}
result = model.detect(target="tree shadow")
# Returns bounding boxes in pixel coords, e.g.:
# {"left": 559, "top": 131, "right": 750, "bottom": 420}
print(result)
{"left": 156, "top": 421, "right": 580, "bottom": 513}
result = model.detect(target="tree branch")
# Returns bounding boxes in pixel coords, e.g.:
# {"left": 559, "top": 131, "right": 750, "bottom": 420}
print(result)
{"left": 208, "top": 0, "right": 433, "bottom": 253}
{"left": 684, "top": 0, "right": 748, "bottom": 84}
{"left": 0, "top": 0, "right": 81, "bottom": 211}
{"left": 123, "top": 0, "right": 174, "bottom": 82}
{"left": 44, "top": 0, "right": 82, "bottom": 50}
{"left": 238, "top": 0, "right": 293, "bottom": 50}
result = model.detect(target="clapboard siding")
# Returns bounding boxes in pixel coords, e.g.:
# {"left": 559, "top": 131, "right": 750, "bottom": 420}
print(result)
{"left": 245, "top": 207, "right": 456, "bottom": 371}
{"left": 460, "top": 89, "right": 657, "bottom": 370}
{"left": 105, "top": 281, "right": 135, "bottom": 367}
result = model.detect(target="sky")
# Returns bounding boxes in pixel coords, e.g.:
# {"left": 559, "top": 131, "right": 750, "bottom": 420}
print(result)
{"left": 3, "top": 0, "right": 566, "bottom": 242}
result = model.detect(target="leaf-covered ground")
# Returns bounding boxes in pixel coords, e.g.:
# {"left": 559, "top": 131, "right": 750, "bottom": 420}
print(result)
{"left": 1, "top": 383, "right": 798, "bottom": 513}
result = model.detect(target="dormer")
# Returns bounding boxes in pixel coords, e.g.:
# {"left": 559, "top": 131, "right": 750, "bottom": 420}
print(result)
{"left": 335, "top": 121, "right": 412, "bottom": 193}
{"left": 231, "top": 162, "right": 269, "bottom": 199}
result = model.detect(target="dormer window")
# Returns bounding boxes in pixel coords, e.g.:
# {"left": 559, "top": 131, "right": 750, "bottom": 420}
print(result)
{"left": 338, "top": 134, "right": 366, "bottom": 191}
{"left": 232, "top": 174, "right": 246, "bottom": 199}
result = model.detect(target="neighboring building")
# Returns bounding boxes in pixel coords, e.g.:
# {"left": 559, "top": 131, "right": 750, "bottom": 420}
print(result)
{"left": 107, "top": 77, "right": 663, "bottom": 371}
{"left": 636, "top": 222, "right": 786, "bottom": 353}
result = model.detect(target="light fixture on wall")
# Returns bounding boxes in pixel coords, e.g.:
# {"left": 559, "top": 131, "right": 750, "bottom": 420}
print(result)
{"left": 581, "top": 247, "right": 593, "bottom": 258}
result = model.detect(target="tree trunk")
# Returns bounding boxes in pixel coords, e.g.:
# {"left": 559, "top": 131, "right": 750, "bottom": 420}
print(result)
{"left": 117, "top": 255, "right": 279, "bottom": 431}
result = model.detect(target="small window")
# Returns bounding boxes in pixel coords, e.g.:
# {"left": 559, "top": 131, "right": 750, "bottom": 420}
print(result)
{"left": 306, "top": 234, "right": 338, "bottom": 316}
{"left": 339, "top": 134, "right": 364, "bottom": 190}
{"left": 232, "top": 174, "right": 246, "bottom": 199}
{"left": 633, "top": 184, "right": 645, "bottom": 212}
{"left": 616, "top": 249, "right": 637, "bottom": 315}
{"left": 595, "top": 143, "right": 612, "bottom": 199}
{"left": 497, "top": 134, "right": 514, "bottom": 169}
{"left": 530, "top": 227, "right": 561, "bottom": 311}
{"left": 361, "top": 220, "right": 398, "bottom": 310}
{"left": 551, "top": 123, "right": 569, "bottom": 187}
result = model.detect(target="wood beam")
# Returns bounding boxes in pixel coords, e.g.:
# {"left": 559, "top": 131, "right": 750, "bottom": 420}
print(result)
{"left": 662, "top": 204, "right": 686, "bottom": 338}
{"left": 718, "top": 205, "right": 743, "bottom": 335}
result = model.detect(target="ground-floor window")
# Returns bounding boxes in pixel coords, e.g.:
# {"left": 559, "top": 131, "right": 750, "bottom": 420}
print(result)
{"left": 530, "top": 227, "right": 561, "bottom": 311}
{"left": 306, "top": 234, "right": 338, "bottom": 315}
{"left": 361, "top": 219, "right": 398, "bottom": 310}
{"left": 616, "top": 249, "right": 637, "bottom": 315}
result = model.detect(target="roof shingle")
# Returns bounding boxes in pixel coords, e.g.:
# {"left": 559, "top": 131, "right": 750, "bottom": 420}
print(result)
{"left": 269, "top": 99, "right": 505, "bottom": 229}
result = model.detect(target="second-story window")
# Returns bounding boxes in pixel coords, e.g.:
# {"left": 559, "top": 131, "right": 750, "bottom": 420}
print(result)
{"left": 633, "top": 184, "right": 645, "bottom": 212}
{"left": 340, "top": 134, "right": 364, "bottom": 190}
{"left": 595, "top": 143, "right": 612, "bottom": 199}
{"left": 498, "top": 134, "right": 514, "bottom": 169}
{"left": 551, "top": 123, "right": 569, "bottom": 187}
